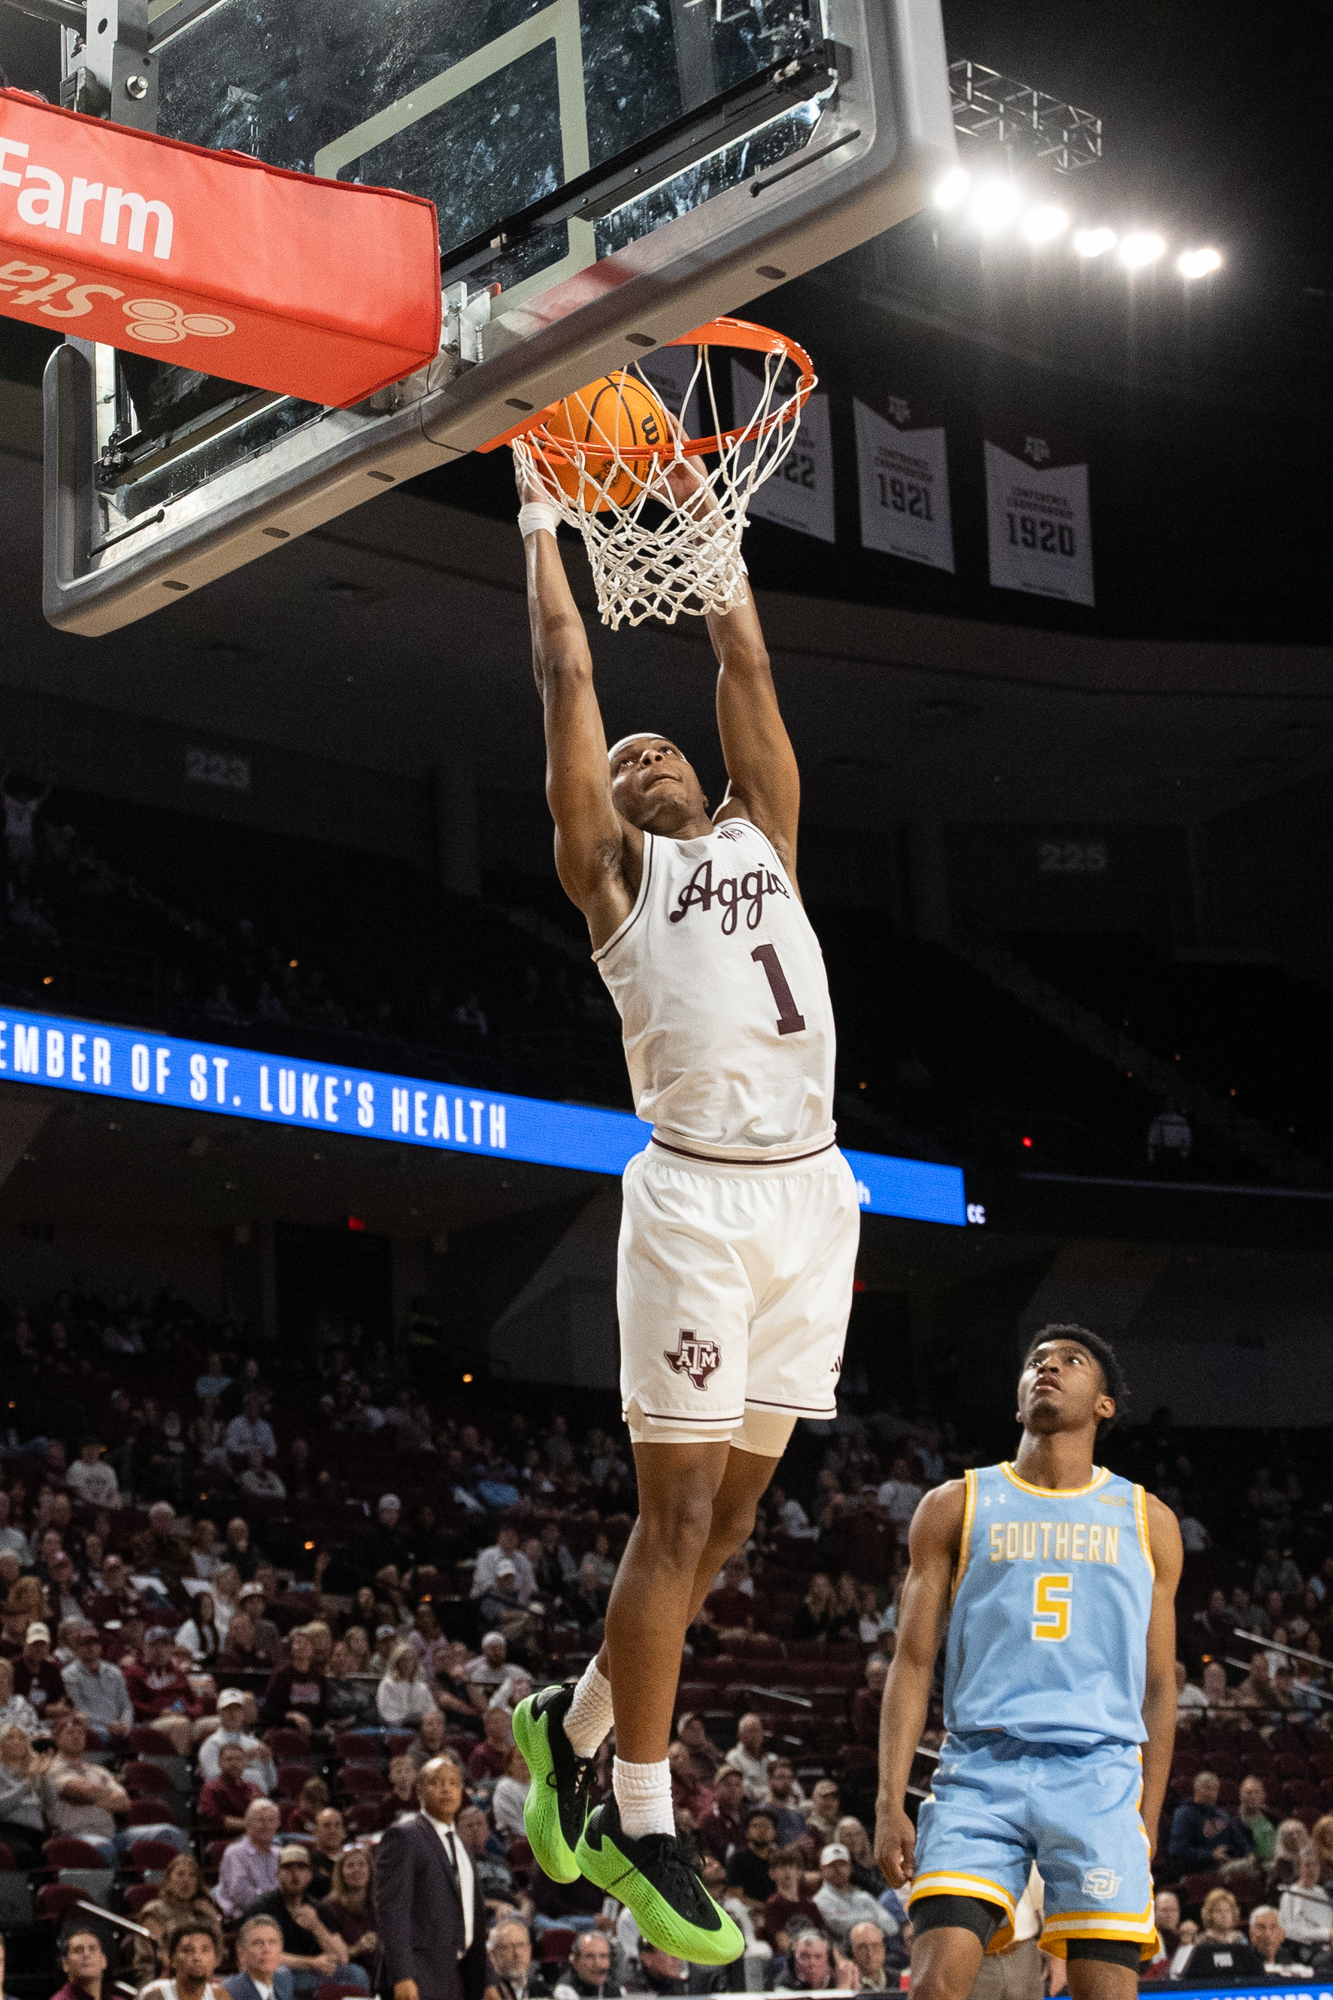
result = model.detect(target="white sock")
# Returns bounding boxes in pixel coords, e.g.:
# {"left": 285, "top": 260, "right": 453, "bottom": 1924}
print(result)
{"left": 614, "top": 1754, "right": 675, "bottom": 1838}
{"left": 564, "top": 1659, "right": 615, "bottom": 1758}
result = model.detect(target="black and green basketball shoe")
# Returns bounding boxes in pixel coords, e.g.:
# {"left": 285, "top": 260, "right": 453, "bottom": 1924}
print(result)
{"left": 575, "top": 1798, "right": 744, "bottom": 1965}
{"left": 512, "top": 1682, "right": 595, "bottom": 1884}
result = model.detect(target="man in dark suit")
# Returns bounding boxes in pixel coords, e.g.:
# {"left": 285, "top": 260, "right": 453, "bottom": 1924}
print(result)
{"left": 376, "top": 1753, "right": 488, "bottom": 2000}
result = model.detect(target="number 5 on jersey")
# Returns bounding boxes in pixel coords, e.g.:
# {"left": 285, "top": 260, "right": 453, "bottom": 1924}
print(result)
{"left": 1032, "top": 1572, "right": 1072, "bottom": 1642}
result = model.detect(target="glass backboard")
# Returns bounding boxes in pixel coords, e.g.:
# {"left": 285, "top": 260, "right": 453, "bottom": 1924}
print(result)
{"left": 43, "top": 0, "right": 955, "bottom": 633}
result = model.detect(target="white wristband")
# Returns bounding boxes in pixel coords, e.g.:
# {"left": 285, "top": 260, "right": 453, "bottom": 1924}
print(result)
{"left": 518, "top": 500, "right": 561, "bottom": 539}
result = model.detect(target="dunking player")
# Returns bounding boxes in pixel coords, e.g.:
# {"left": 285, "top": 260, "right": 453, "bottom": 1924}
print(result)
{"left": 509, "top": 469, "right": 860, "bottom": 1961}
{"left": 875, "top": 1327, "right": 1182, "bottom": 2000}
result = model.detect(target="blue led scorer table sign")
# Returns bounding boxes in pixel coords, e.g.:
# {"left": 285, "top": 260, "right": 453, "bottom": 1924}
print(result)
{"left": 0, "top": 1008, "right": 967, "bottom": 1228}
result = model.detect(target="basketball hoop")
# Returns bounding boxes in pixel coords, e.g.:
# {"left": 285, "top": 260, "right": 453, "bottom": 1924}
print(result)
{"left": 500, "top": 318, "right": 816, "bottom": 630}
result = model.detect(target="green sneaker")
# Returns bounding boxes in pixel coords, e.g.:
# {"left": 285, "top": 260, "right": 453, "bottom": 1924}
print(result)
{"left": 512, "top": 1683, "right": 594, "bottom": 1884}
{"left": 575, "top": 1798, "right": 744, "bottom": 1966}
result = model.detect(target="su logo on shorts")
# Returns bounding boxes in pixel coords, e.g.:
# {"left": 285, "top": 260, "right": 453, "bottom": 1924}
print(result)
{"left": 1081, "top": 1868, "right": 1121, "bottom": 1900}
{"left": 664, "top": 1328, "right": 721, "bottom": 1390}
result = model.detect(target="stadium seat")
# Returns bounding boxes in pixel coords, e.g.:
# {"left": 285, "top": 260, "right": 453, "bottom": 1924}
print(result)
{"left": 128, "top": 1726, "right": 172, "bottom": 1756}
{"left": 266, "top": 1728, "right": 315, "bottom": 1760}
{"left": 125, "top": 1883, "right": 160, "bottom": 1913}
{"left": 43, "top": 1836, "right": 110, "bottom": 1870}
{"left": 277, "top": 1760, "right": 315, "bottom": 1795}
{"left": 538, "top": 1928, "right": 576, "bottom": 1964}
{"left": 1179, "top": 1872, "right": 1222, "bottom": 1912}
{"left": 123, "top": 1759, "right": 177, "bottom": 1798}
{"left": 120, "top": 1837, "right": 182, "bottom": 1872}
{"left": 0, "top": 1876, "right": 34, "bottom": 1926}
{"left": 205, "top": 1840, "right": 230, "bottom": 1869}
{"left": 126, "top": 1796, "right": 184, "bottom": 1826}
{"left": 0, "top": 1841, "right": 14, "bottom": 1870}
{"left": 37, "top": 1884, "right": 88, "bottom": 1923}
{"left": 385, "top": 1732, "right": 416, "bottom": 1756}
{"left": 338, "top": 1765, "right": 388, "bottom": 1796}
{"left": 349, "top": 1802, "right": 385, "bottom": 1835}
{"left": 333, "top": 1733, "right": 386, "bottom": 1762}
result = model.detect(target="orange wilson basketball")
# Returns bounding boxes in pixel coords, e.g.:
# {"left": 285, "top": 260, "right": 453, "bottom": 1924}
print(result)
{"left": 538, "top": 370, "right": 670, "bottom": 511}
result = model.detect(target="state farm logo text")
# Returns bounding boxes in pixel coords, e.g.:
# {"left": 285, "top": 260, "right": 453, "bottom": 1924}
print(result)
{"left": 0, "top": 260, "right": 232, "bottom": 342}
{"left": 1, "top": 134, "right": 174, "bottom": 258}
{"left": 668, "top": 858, "right": 790, "bottom": 935}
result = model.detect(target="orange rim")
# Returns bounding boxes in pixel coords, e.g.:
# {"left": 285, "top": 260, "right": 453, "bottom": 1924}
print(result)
{"left": 477, "top": 317, "right": 815, "bottom": 458}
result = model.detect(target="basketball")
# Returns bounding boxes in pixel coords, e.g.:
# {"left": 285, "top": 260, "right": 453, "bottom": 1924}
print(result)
{"left": 539, "top": 369, "right": 670, "bottom": 511}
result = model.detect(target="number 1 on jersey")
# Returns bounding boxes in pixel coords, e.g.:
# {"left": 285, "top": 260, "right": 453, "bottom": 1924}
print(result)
{"left": 751, "top": 944, "right": 806, "bottom": 1035}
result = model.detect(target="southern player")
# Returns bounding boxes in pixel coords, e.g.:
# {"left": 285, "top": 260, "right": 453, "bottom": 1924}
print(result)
{"left": 509, "top": 468, "right": 860, "bottom": 1961}
{"left": 875, "top": 1326, "right": 1182, "bottom": 2000}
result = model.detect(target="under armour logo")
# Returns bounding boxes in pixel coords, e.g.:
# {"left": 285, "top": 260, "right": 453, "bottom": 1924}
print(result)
{"left": 124, "top": 298, "right": 235, "bottom": 345}
{"left": 664, "top": 1328, "right": 720, "bottom": 1390}
{"left": 1024, "top": 434, "right": 1052, "bottom": 465}
{"left": 888, "top": 396, "right": 911, "bottom": 424}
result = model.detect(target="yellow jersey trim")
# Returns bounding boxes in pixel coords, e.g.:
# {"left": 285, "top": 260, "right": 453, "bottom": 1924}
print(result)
{"left": 1134, "top": 1482, "right": 1156, "bottom": 1578}
{"left": 909, "top": 1871, "right": 1017, "bottom": 1921}
{"left": 1000, "top": 1462, "right": 1111, "bottom": 1501}
{"left": 951, "top": 1468, "right": 977, "bottom": 1607}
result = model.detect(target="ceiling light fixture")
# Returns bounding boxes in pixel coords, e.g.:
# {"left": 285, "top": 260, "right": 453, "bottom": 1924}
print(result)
{"left": 934, "top": 166, "right": 970, "bottom": 211}
{"left": 1022, "top": 203, "right": 1069, "bottom": 245}
{"left": 1073, "top": 226, "right": 1117, "bottom": 258}
{"left": 968, "top": 176, "right": 1024, "bottom": 235}
{"left": 1119, "top": 231, "right": 1166, "bottom": 269}
{"left": 1178, "top": 246, "right": 1222, "bottom": 279}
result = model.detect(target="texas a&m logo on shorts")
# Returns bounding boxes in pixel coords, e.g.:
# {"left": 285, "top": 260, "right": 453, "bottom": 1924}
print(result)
{"left": 664, "top": 1328, "right": 720, "bottom": 1390}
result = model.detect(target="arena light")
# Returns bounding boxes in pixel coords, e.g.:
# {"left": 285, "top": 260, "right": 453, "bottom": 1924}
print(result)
{"left": 1022, "top": 203, "right": 1069, "bottom": 245}
{"left": 1119, "top": 231, "right": 1166, "bottom": 269}
{"left": 968, "top": 176, "right": 1024, "bottom": 236}
{"left": 934, "top": 166, "right": 970, "bottom": 211}
{"left": 1178, "top": 246, "right": 1222, "bottom": 279}
{"left": 1073, "top": 227, "right": 1117, "bottom": 258}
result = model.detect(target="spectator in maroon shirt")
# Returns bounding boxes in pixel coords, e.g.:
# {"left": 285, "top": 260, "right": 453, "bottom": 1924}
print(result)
{"left": 123, "top": 1626, "right": 205, "bottom": 1754}
{"left": 696, "top": 1764, "right": 747, "bottom": 1862}
{"left": 466, "top": 1706, "right": 513, "bottom": 1784}
{"left": 13, "top": 1622, "right": 70, "bottom": 1722}
{"left": 260, "top": 1629, "right": 327, "bottom": 1735}
{"left": 764, "top": 1848, "right": 826, "bottom": 1954}
{"left": 374, "top": 1754, "right": 419, "bottom": 1831}
{"left": 198, "top": 1741, "right": 261, "bottom": 1833}
{"left": 52, "top": 1926, "right": 108, "bottom": 2000}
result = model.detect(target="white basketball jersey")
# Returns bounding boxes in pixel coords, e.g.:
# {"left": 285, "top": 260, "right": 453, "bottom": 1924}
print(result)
{"left": 593, "top": 816, "right": 837, "bottom": 1160}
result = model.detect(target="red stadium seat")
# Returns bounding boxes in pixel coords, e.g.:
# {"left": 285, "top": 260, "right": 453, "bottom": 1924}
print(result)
{"left": 125, "top": 1882, "right": 160, "bottom": 1913}
{"left": 349, "top": 1802, "right": 386, "bottom": 1835}
{"left": 277, "top": 1761, "right": 315, "bottom": 1796}
{"left": 205, "top": 1840, "right": 231, "bottom": 1869}
{"left": 0, "top": 1841, "right": 14, "bottom": 1871}
{"left": 385, "top": 1732, "right": 416, "bottom": 1757}
{"left": 1178, "top": 1872, "right": 1222, "bottom": 1912}
{"left": 38, "top": 1884, "right": 89, "bottom": 1922}
{"left": 333, "top": 1734, "right": 386, "bottom": 1763}
{"left": 266, "top": 1728, "right": 314, "bottom": 1761}
{"left": 538, "top": 1928, "right": 576, "bottom": 1965}
{"left": 123, "top": 1760, "right": 176, "bottom": 1798}
{"left": 128, "top": 1725, "right": 172, "bottom": 1756}
{"left": 121, "top": 1837, "right": 182, "bottom": 1872}
{"left": 338, "top": 1765, "right": 388, "bottom": 1796}
{"left": 126, "top": 1797, "right": 183, "bottom": 1826}
{"left": 43, "top": 1836, "right": 109, "bottom": 1870}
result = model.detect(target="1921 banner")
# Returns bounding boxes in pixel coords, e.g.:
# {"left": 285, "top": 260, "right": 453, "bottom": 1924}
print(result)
{"left": 854, "top": 392, "right": 955, "bottom": 571}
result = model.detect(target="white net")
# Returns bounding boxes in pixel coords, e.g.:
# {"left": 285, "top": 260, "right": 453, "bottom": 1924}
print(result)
{"left": 509, "top": 325, "right": 814, "bottom": 630}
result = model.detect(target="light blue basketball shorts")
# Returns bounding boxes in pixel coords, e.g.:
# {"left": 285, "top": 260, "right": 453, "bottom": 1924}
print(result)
{"left": 910, "top": 1730, "right": 1157, "bottom": 1961}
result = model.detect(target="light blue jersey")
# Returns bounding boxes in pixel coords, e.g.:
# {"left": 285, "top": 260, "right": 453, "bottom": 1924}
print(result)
{"left": 912, "top": 1460, "right": 1160, "bottom": 1961}
{"left": 945, "top": 1461, "right": 1155, "bottom": 1746}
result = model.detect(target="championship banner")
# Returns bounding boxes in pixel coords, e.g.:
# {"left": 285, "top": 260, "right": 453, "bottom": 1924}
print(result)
{"left": 853, "top": 393, "right": 954, "bottom": 571}
{"left": 0, "top": 1006, "right": 968, "bottom": 1226}
{"left": 731, "top": 358, "right": 835, "bottom": 543}
{"left": 984, "top": 421, "right": 1094, "bottom": 606}
{"left": 0, "top": 88, "right": 441, "bottom": 407}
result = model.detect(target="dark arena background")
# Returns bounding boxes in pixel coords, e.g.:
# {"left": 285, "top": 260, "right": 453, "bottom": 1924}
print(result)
{"left": 0, "top": 0, "right": 1331, "bottom": 1994}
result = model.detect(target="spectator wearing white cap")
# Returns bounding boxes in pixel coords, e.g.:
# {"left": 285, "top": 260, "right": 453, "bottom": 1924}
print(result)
{"left": 199, "top": 1688, "right": 279, "bottom": 1793}
{"left": 14, "top": 1621, "right": 68, "bottom": 1718}
{"left": 471, "top": 1526, "right": 537, "bottom": 1604}
{"left": 813, "top": 1845, "right": 900, "bottom": 1947}
{"left": 465, "top": 1633, "right": 509, "bottom": 1712}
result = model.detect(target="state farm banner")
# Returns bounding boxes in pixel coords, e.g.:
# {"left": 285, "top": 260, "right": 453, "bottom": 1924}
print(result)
{"left": 731, "top": 358, "right": 835, "bottom": 543}
{"left": 0, "top": 88, "right": 441, "bottom": 407}
{"left": 984, "top": 422, "right": 1094, "bottom": 606}
{"left": 854, "top": 392, "right": 954, "bottom": 571}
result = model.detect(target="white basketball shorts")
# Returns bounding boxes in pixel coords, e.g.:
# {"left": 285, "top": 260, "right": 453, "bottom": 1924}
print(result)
{"left": 617, "top": 1139, "right": 861, "bottom": 1454}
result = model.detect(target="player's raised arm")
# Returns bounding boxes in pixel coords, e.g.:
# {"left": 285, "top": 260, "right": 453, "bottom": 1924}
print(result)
{"left": 874, "top": 1481, "right": 966, "bottom": 1886}
{"left": 708, "top": 586, "right": 801, "bottom": 878}
{"left": 1140, "top": 1494, "right": 1184, "bottom": 1858}
{"left": 518, "top": 464, "right": 641, "bottom": 948}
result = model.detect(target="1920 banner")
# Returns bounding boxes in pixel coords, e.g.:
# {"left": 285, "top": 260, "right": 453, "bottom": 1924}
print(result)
{"left": 0, "top": 1007, "right": 968, "bottom": 1227}
{"left": 984, "top": 422, "right": 1094, "bottom": 606}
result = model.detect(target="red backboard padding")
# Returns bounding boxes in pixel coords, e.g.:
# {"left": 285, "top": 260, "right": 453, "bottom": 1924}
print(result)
{"left": 0, "top": 89, "right": 441, "bottom": 407}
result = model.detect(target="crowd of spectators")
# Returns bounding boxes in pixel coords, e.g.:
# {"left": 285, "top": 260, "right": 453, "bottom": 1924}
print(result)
{"left": 8, "top": 1281, "right": 1333, "bottom": 1996}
